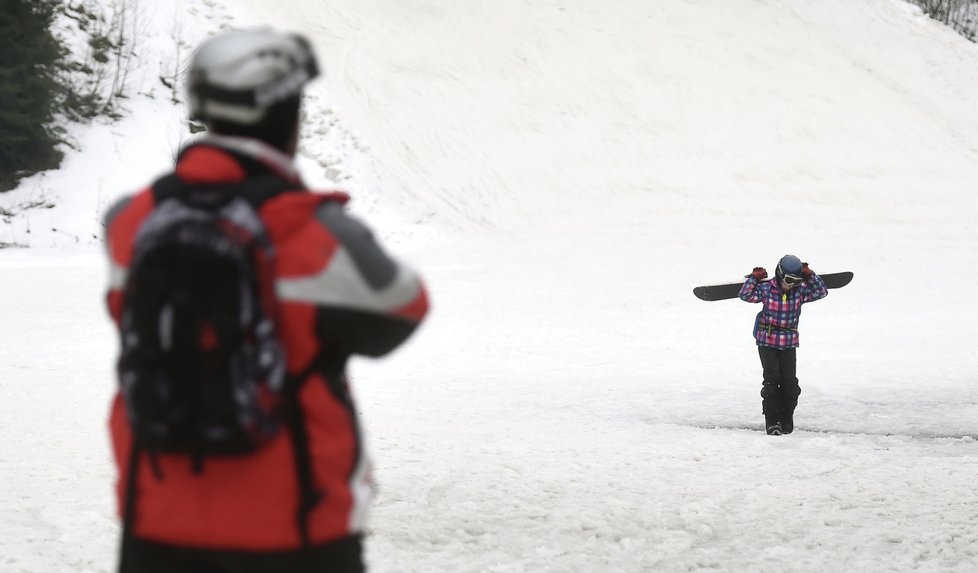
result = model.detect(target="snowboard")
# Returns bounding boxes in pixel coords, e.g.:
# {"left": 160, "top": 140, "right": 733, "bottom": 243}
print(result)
{"left": 693, "top": 271, "right": 853, "bottom": 301}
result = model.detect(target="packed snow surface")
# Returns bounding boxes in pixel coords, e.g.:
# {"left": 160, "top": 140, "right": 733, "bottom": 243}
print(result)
{"left": 2, "top": 0, "right": 978, "bottom": 571}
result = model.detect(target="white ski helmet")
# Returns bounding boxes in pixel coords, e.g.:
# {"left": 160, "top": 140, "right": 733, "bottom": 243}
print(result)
{"left": 187, "top": 29, "right": 320, "bottom": 125}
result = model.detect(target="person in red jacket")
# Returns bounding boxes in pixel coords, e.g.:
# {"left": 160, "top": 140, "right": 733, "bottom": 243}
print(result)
{"left": 103, "top": 29, "right": 429, "bottom": 572}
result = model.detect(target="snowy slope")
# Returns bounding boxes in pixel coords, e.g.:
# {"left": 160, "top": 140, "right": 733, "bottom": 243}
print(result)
{"left": 230, "top": 0, "right": 978, "bottom": 230}
{"left": 2, "top": 0, "right": 978, "bottom": 571}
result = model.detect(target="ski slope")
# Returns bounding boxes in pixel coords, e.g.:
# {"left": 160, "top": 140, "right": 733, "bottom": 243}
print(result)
{"left": 2, "top": 0, "right": 978, "bottom": 571}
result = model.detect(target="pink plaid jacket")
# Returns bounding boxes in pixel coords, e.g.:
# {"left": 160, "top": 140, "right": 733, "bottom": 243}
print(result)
{"left": 739, "top": 274, "right": 827, "bottom": 349}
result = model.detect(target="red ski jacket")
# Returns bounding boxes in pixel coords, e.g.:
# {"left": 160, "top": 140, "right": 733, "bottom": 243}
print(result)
{"left": 103, "top": 136, "right": 428, "bottom": 551}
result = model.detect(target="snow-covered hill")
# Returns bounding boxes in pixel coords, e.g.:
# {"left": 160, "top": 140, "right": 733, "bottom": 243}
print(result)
{"left": 2, "top": 0, "right": 978, "bottom": 571}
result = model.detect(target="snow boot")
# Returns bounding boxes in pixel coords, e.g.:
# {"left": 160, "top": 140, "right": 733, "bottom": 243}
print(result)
{"left": 781, "top": 400, "right": 797, "bottom": 434}
{"left": 764, "top": 412, "right": 782, "bottom": 436}
{"left": 781, "top": 416, "right": 793, "bottom": 435}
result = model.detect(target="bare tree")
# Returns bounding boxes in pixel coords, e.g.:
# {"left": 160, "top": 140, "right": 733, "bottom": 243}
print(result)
{"left": 60, "top": 0, "right": 143, "bottom": 119}
{"left": 909, "top": 0, "right": 978, "bottom": 41}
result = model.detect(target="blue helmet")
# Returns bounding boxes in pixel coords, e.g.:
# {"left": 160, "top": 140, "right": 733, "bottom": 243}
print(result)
{"left": 776, "top": 254, "right": 803, "bottom": 280}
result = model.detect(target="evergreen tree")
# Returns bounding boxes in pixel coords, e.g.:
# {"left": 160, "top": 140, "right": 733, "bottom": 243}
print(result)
{"left": 0, "top": 0, "right": 66, "bottom": 192}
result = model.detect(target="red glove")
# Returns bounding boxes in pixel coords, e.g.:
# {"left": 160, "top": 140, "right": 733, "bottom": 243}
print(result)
{"left": 802, "top": 263, "right": 812, "bottom": 281}
{"left": 750, "top": 267, "right": 768, "bottom": 280}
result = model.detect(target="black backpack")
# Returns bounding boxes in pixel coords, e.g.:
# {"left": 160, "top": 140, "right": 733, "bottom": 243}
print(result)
{"left": 118, "top": 174, "right": 294, "bottom": 459}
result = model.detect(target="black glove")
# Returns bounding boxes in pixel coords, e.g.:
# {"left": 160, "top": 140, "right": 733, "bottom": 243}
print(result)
{"left": 749, "top": 267, "right": 768, "bottom": 280}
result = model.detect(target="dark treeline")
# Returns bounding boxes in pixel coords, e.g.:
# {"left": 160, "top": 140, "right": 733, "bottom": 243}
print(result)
{"left": 0, "top": 0, "right": 66, "bottom": 192}
{"left": 0, "top": 0, "right": 129, "bottom": 193}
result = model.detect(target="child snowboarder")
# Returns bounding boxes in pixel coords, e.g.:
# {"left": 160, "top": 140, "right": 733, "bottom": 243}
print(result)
{"left": 739, "top": 254, "right": 827, "bottom": 435}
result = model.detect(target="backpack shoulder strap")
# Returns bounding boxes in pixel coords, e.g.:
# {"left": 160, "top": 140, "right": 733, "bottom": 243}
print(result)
{"left": 150, "top": 173, "right": 304, "bottom": 210}
{"left": 151, "top": 174, "right": 185, "bottom": 204}
{"left": 238, "top": 174, "right": 305, "bottom": 208}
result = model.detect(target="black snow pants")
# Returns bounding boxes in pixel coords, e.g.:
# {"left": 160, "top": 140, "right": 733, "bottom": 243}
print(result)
{"left": 758, "top": 346, "right": 801, "bottom": 432}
